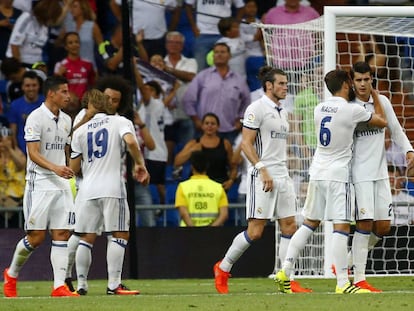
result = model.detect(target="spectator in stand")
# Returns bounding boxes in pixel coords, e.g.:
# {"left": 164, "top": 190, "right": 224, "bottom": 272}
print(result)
{"left": 97, "top": 24, "right": 148, "bottom": 75}
{"left": 174, "top": 113, "right": 237, "bottom": 191}
{"left": 0, "top": 117, "right": 26, "bottom": 228}
{"left": 60, "top": 0, "right": 103, "bottom": 70}
{"left": 216, "top": 17, "right": 247, "bottom": 80}
{"left": 133, "top": 106, "right": 156, "bottom": 227}
{"left": 0, "top": 0, "right": 22, "bottom": 61}
{"left": 0, "top": 57, "right": 45, "bottom": 107}
{"left": 388, "top": 165, "right": 414, "bottom": 225}
{"left": 54, "top": 31, "right": 95, "bottom": 101}
{"left": 134, "top": 61, "right": 168, "bottom": 206}
{"left": 264, "top": 0, "right": 319, "bottom": 91}
{"left": 163, "top": 31, "right": 198, "bottom": 164}
{"left": 240, "top": 0, "right": 265, "bottom": 92}
{"left": 148, "top": 53, "right": 180, "bottom": 166}
{"left": 265, "top": 0, "right": 318, "bottom": 24}
{"left": 110, "top": 0, "right": 178, "bottom": 58}
{"left": 6, "top": 0, "right": 62, "bottom": 68}
{"left": 7, "top": 70, "right": 45, "bottom": 155}
{"left": 385, "top": 129, "right": 407, "bottom": 175}
{"left": 175, "top": 150, "right": 229, "bottom": 227}
{"left": 183, "top": 42, "right": 250, "bottom": 145}
{"left": 185, "top": 0, "right": 245, "bottom": 71}
{"left": 232, "top": 133, "right": 247, "bottom": 226}
{"left": 165, "top": 3, "right": 195, "bottom": 58}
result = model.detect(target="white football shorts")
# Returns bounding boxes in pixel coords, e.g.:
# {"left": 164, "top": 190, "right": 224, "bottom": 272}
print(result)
{"left": 354, "top": 179, "right": 393, "bottom": 221}
{"left": 302, "top": 180, "right": 354, "bottom": 222}
{"left": 74, "top": 197, "right": 130, "bottom": 233}
{"left": 246, "top": 174, "right": 296, "bottom": 220}
{"left": 23, "top": 189, "right": 74, "bottom": 230}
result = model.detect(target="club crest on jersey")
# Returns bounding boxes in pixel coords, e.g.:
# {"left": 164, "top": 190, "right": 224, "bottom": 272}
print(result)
{"left": 26, "top": 127, "right": 33, "bottom": 135}
{"left": 247, "top": 113, "right": 255, "bottom": 121}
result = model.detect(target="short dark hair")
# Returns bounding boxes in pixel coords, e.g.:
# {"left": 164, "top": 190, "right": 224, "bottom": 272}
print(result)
{"left": 218, "top": 17, "right": 238, "bottom": 36}
{"left": 190, "top": 151, "right": 208, "bottom": 173}
{"left": 22, "top": 70, "right": 41, "bottom": 83}
{"left": 350, "top": 61, "right": 372, "bottom": 79}
{"left": 258, "top": 66, "right": 287, "bottom": 92}
{"left": 213, "top": 42, "right": 231, "bottom": 54}
{"left": 0, "top": 57, "right": 23, "bottom": 78}
{"left": 324, "top": 69, "right": 350, "bottom": 95}
{"left": 145, "top": 80, "right": 163, "bottom": 97}
{"left": 43, "top": 75, "right": 68, "bottom": 95}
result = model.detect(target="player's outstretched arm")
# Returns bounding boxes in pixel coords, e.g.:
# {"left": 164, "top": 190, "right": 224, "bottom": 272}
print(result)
{"left": 123, "top": 132, "right": 150, "bottom": 185}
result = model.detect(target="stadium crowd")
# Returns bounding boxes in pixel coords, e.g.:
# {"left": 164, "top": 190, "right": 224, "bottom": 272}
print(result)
{"left": 0, "top": 0, "right": 414, "bottom": 298}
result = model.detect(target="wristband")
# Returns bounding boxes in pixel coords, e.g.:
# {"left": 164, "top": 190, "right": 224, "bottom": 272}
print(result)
{"left": 254, "top": 161, "right": 265, "bottom": 170}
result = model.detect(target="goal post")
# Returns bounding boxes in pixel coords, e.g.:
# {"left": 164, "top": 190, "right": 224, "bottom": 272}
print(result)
{"left": 257, "top": 6, "right": 414, "bottom": 278}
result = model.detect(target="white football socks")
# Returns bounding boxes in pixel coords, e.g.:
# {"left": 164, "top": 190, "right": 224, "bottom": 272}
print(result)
{"left": 50, "top": 240, "right": 68, "bottom": 289}
{"left": 352, "top": 230, "right": 370, "bottom": 283}
{"left": 8, "top": 236, "right": 35, "bottom": 278}
{"left": 282, "top": 225, "right": 313, "bottom": 277}
{"left": 331, "top": 231, "right": 349, "bottom": 288}
{"left": 107, "top": 238, "right": 127, "bottom": 290}
{"left": 66, "top": 234, "right": 80, "bottom": 279}
{"left": 220, "top": 231, "right": 252, "bottom": 273}
{"left": 76, "top": 240, "right": 93, "bottom": 291}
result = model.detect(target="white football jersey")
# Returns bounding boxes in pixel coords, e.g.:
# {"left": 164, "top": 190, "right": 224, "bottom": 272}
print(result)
{"left": 310, "top": 96, "right": 371, "bottom": 182}
{"left": 71, "top": 113, "right": 136, "bottom": 200}
{"left": 352, "top": 94, "right": 413, "bottom": 183}
{"left": 142, "top": 97, "right": 167, "bottom": 162}
{"left": 115, "top": 0, "right": 177, "bottom": 38}
{"left": 185, "top": 0, "right": 245, "bottom": 35}
{"left": 24, "top": 104, "right": 72, "bottom": 190}
{"left": 242, "top": 95, "right": 289, "bottom": 177}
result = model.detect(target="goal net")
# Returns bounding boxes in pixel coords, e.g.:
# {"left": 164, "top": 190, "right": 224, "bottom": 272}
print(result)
{"left": 258, "top": 6, "right": 414, "bottom": 277}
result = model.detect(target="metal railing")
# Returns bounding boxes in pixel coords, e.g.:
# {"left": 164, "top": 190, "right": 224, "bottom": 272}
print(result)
{"left": 0, "top": 203, "right": 247, "bottom": 229}
{"left": 1, "top": 201, "right": 412, "bottom": 229}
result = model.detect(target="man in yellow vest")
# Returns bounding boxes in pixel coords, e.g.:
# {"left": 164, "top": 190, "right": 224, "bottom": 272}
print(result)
{"left": 175, "top": 151, "right": 229, "bottom": 226}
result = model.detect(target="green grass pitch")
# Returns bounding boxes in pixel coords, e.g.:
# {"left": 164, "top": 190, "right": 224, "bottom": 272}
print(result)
{"left": 2, "top": 277, "right": 414, "bottom": 311}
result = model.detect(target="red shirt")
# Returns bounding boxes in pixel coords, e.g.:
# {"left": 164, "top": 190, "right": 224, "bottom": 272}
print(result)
{"left": 54, "top": 57, "right": 95, "bottom": 100}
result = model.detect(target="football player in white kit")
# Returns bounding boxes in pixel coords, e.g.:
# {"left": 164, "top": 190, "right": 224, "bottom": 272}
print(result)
{"left": 275, "top": 69, "right": 388, "bottom": 294}
{"left": 348, "top": 61, "right": 414, "bottom": 292}
{"left": 3, "top": 76, "right": 79, "bottom": 297}
{"left": 214, "top": 66, "right": 309, "bottom": 294}
{"left": 70, "top": 89, "right": 149, "bottom": 295}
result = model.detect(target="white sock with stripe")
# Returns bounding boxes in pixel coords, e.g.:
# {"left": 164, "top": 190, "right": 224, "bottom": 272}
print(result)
{"left": 220, "top": 231, "right": 252, "bottom": 273}
{"left": 282, "top": 225, "right": 314, "bottom": 277}
{"left": 332, "top": 231, "right": 350, "bottom": 288}
{"left": 51, "top": 240, "right": 68, "bottom": 289}
{"left": 107, "top": 237, "right": 127, "bottom": 290}
{"left": 8, "top": 236, "right": 35, "bottom": 278}
{"left": 66, "top": 234, "right": 80, "bottom": 279}
{"left": 352, "top": 230, "right": 370, "bottom": 284}
{"left": 76, "top": 240, "right": 93, "bottom": 291}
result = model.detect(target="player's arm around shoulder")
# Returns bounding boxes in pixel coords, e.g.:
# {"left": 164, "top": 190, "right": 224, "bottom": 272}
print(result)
{"left": 367, "top": 89, "right": 387, "bottom": 128}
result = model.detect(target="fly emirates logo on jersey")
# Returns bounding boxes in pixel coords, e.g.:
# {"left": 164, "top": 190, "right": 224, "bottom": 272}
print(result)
{"left": 355, "top": 123, "right": 383, "bottom": 138}
{"left": 271, "top": 125, "right": 288, "bottom": 140}
{"left": 45, "top": 135, "right": 65, "bottom": 150}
